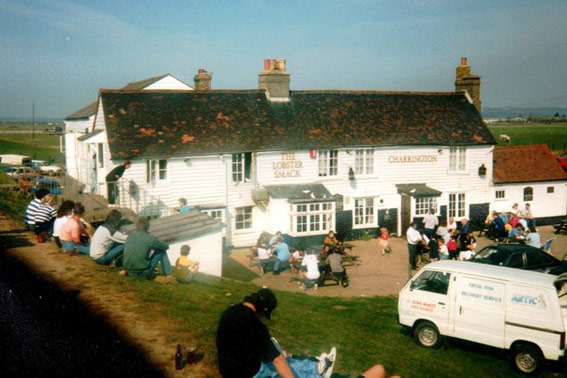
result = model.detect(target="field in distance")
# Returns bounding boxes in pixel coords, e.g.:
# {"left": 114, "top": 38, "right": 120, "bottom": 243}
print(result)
{"left": 0, "top": 133, "right": 64, "bottom": 163}
{"left": 488, "top": 122, "right": 567, "bottom": 153}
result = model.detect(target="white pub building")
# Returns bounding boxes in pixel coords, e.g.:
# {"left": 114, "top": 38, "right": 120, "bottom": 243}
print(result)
{"left": 64, "top": 58, "right": 506, "bottom": 249}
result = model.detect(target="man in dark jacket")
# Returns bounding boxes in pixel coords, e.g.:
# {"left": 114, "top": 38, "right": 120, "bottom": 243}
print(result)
{"left": 105, "top": 160, "right": 131, "bottom": 205}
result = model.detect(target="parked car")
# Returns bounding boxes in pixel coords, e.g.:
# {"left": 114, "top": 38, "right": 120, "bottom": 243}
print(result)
{"left": 32, "top": 177, "right": 64, "bottom": 195}
{"left": 5, "top": 166, "right": 37, "bottom": 180}
{"left": 469, "top": 243, "right": 564, "bottom": 273}
{"left": 35, "top": 162, "right": 65, "bottom": 176}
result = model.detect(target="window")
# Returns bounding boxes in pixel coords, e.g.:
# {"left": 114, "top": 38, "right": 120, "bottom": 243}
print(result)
{"left": 318, "top": 150, "right": 338, "bottom": 177}
{"left": 354, "top": 198, "right": 374, "bottom": 227}
{"left": 523, "top": 187, "right": 533, "bottom": 201}
{"left": 547, "top": 186, "right": 554, "bottom": 194}
{"left": 448, "top": 193, "right": 466, "bottom": 218}
{"left": 146, "top": 159, "right": 167, "bottom": 183}
{"left": 415, "top": 197, "right": 438, "bottom": 216}
{"left": 449, "top": 146, "right": 466, "bottom": 172}
{"left": 235, "top": 206, "right": 252, "bottom": 230}
{"left": 495, "top": 190, "right": 506, "bottom": 200}
{"left": 355, "top": 149, "right": 374, "bottom": 175}
{"left": 97, "top": 143, "right": 104, "bottom": 167}
{"left": 232, "top": 152, "right": 252, "bottom": 182}
{"left": 411, "top": 270, "right": 451, "bottom": 295}
{"left": 292, "top": 202, "right": 334, "bottom": 235}
{"left": 204, "top": 209, "right": 223, "bottom": 221}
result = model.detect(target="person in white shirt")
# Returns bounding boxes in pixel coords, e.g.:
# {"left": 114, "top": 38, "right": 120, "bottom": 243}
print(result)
{"left": 90, "top": 210, "right": 128, "bottom": 265}
{"left": 525, "top": 226, "right": 541, "bottom": 248}
{"left": 300, "top": 252, "right": 320, "bottom": 289}
{"left": 422, "top": 209, "right": 439, "bottom": 238}
{"left": 438, "top": 239, "right": 450, "bottom": 260}
{"left": 406, "top": 222, "right": 421, "bottom": 270}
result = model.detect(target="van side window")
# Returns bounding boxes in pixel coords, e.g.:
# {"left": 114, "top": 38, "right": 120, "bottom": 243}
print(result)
{"left": 412, "top": 271, "right": 451, "bottom": 295}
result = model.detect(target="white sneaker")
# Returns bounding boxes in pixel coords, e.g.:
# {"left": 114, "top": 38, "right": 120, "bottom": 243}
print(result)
{"left": 317, "top": 347, "right": 336, "bottom": 378}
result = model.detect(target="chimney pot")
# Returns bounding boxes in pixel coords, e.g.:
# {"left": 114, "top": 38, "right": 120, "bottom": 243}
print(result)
{"left": 461, "top": 57, "right": 467, "bottom": 66}
{"left": 264, "top": 59, "right": 270, "bottom": 70}
{"left": 198, "top": 68, "right": 206, "bottom": 74}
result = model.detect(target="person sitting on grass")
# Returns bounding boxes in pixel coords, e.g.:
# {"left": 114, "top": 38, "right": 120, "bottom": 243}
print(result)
{"left": 90, "top": 209, "right": 128, "bottom": 266}
{"left": 60, "top": 203, "right": 90, "bottom": 255}
{"left": 34, "top": 194, "right": 57, "bottom": 243}
{"left": 24, "top": 188, "right": 49, "bottom": 232}
{"left": 174, "top": 245, "right": 199, "bottom": 283}
{"left": 53, "top": 200, "right": 74, "bottom": 247}
{"left": 121, "top": 217, "right": 172, "bottom": 282}
{"left": 326, "top": 248, "right": 348, "bottom": 287}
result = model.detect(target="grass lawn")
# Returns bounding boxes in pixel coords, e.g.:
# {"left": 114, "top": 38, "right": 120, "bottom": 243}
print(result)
{"left": 0, "top": 133, "right": 64, "bottom": 163}
{"left": 488, "top": 123, "right": 567, "bottom": 152}
{"left": 0, "top": 172, "right": 29, "bottom": 219}
{"left": 109, "top": 273, "right": 543, "bottom": 378}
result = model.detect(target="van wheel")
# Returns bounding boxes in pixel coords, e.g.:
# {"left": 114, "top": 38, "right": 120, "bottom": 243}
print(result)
{"left": 414, "top": 321, "right": 442, "bottom": 348}
{"left": 511, "top": 344, "right": 542, "bottom": 374}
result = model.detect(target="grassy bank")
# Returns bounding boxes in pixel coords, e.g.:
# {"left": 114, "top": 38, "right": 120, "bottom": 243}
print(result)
{"left": 488, "top": 123, "right": 567, "bottom": 152}
{"left": 0, "top": 172, "right": 29, "bottom": 219}
{"left": 110, "top": 274, "right": 536, "bottom": 377}
{"left": 0, "top": 133, "right": 64, "bottom": 163}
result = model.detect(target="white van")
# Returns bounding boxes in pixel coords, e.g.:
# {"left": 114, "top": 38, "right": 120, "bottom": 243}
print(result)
{"left": 0, "top": 154, "right": 32, "bottom": 166}
{"left": 398, "top": 261, "right": 567, "bottom": 373}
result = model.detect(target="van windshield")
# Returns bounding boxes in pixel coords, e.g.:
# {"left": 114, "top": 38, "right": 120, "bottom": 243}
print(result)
{"left": 471, "top": 247, "right": 508, "bottom": 265}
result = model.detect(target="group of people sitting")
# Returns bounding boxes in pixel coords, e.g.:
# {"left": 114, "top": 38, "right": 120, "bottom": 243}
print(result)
{"left": 484, "top": 203, "right": 539, "bottom": 246}
{"left": 253, "top": 230, "right": 349, "bottom": 289}
{"left": 24, "top": 190, "right": 198, "bottom": 283}
{"left": 407, "top": 211, "right": 478, "bottom": 270}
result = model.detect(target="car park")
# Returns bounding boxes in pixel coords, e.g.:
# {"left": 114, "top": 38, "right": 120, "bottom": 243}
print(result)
{"left": 32, "top": 177, "right": 64, "bottom": 195}
{"left": 469, "top": 244, "right": 565, "bottom": 273}
{"left": 398, "top": 261, "right": 567, "bottom": 373}
{"left": 5, "top": 166, "right": 37, "bottom": 180}
{"left": 38, "top": 163, "right": 65, "bottom": 176}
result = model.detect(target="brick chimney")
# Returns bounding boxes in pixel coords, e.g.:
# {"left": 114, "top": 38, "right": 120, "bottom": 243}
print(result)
{"left": 455, "top": 57, "right": 481, "bottom": 113}
{"left": 258, "top": 59, "right": 290, "bottom": 101}
{"left": 194, "top": 68, "right": 212, "bottom": 91}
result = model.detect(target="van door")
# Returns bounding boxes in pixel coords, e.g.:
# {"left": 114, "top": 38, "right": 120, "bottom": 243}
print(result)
{"left": 453, "top": 275, "right": 506, "bottom": 348}
{"left": 401, "top": 269, "right": 452, "bottom": 335}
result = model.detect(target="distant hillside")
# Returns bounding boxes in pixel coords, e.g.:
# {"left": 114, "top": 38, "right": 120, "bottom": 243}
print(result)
{"left": 483, "top": 107, "right": 567, "bottom": 119}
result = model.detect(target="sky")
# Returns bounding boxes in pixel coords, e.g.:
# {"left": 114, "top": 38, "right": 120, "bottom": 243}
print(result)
{"left": 1, "top": 0, "right": 566, "bottom": 119}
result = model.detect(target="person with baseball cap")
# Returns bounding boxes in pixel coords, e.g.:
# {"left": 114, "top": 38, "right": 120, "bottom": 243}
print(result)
{"left": 216, "top": 288, "right": 336, "bottom": 378}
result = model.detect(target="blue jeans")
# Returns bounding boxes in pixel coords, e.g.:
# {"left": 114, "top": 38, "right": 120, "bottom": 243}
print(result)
{"left": 94, "top": 243, "right": 124, "bottom": 265}
{"left": 61, "top": 240, "right": 90, "bottom": 255}
{"left": 273, "top": 258, "right": 288, "bottom": 273}
{"left": 129, "top": 250, "right": 172, "bottom": 278}
{"left": 253, "top": 357, "right": 320, "bottom": 378}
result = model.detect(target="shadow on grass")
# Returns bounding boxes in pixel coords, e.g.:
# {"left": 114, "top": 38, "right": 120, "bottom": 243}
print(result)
{"left": 0, "top": 250, "right": 165, "bottom": 377}
{"left": 0, "top": 228, "right": 35, "bottom": 248}
{"left": 222, "top": 254, "right": 261, "bottom": 283}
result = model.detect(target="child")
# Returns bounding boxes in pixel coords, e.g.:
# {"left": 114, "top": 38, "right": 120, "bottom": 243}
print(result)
{"left": 446, "top": 234, "right": 458, "bottom": 260}
{"left": 438, "top": 238, "right": 449, "bottom": 260}
{"left": 175, "top": 245, "right": 199, "bottom": 283}
{"left": 379, "top": 227, "right": 391, "bottom": 255}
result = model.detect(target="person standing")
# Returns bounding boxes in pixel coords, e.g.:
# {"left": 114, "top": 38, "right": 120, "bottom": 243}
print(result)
{"left": 460, "top": 217, "right": 472, "bottom": 236}
{"left": 105, "top": 160, "right": 131, "bottom": 205}
{"left": 406, "top": 222, "right": 421, "bottom": 270}
{"left": 422, "top": 209, "right": 438, "bottom": 238}
{"left": 216, "top": 288, "right": 336, "bottom": 378}
{"left": 122, "top": 217, "right": 172, "bottom": 280}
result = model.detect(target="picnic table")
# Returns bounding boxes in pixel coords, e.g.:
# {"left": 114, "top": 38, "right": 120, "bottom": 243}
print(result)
{"left": 308, "top": 243, "right": 361, "bottom": 266}
{"left": 554, "top": 218, "right": 567, "bottom": 234}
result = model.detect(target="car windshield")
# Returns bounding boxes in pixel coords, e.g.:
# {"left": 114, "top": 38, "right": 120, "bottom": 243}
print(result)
{"left": 471, "top": 247, "right": 509, "bottom": 265}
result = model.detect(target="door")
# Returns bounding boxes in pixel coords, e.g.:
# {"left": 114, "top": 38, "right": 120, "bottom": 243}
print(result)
{"left": 401, "top": 194, "right": 411, "bottom": 236}
{"left": 400, "top": 269, "right": 452, "bottom": 334}
{"left": 453, "top": 275, "right": 506, "bottom": 348}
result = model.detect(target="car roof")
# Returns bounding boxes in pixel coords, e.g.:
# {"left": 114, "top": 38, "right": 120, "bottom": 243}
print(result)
{"left": 423, "top": 260, "right": 558, "bottom": 288}
{"left": 482, "top": 243, "right": 543, "bottom": 252}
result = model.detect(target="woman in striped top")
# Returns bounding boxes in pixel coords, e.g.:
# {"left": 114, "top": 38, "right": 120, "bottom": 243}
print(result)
{"left": 34, "top": 194, "right": 57, "bottom": 242}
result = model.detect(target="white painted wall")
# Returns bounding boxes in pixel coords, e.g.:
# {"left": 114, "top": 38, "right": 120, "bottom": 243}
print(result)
{"left": 144, "top": 75, "right": 193, "bottom": 90}
{"left": 491, "top": 181, "right": 567, "bottom": 218}
{"left": 167, "top": 230, "right": 223, "bottom": 277}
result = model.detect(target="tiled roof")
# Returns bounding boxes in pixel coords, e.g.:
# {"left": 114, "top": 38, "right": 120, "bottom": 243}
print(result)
{"left": 493, "top": 144, "right": 567, "bottom": 184}
{"left": 100, "top": 89, "right": 496, "bottom": 159}
{"left": 65, "top": 101, "right": 98, "bottom": 120}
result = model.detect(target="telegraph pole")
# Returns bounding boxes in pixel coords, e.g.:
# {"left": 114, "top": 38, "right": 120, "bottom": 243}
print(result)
{"left": 32, "top": 102, "right": 35, "bottom": 140}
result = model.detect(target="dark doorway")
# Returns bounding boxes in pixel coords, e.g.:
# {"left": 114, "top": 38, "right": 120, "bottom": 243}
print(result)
{"left": 401, "top": 194, "right": 411, "bottom": 236}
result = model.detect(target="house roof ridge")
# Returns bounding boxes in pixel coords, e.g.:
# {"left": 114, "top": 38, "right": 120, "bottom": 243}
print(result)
{"left": 99, "top": 88, "right": 265, "bottom": 94}
{"left": 290, "top": 90, "right": 464, "bottom": 96}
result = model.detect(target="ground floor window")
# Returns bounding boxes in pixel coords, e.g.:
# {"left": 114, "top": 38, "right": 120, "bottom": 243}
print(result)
{"left": 354, "top": 198, "right": 374, "bottom": 227}
{"left": 235, "top": 206, "right": 252, "bottom": 230}
{"left": 292, "top": 202, "right": 334, "bottom": 235}
{"left": 448, "top": 193, "right": 466, "bottom": 218}
{"left": 415, "top": 197, "right": 437, "bottom": 216}
{"left": 547, "top": 186, "right": 554, "bottom": 194}
{"left": 494, "top": 190, "right": 506, "bottom": 200}
{"left": 524, "top": 186, "right": 533, "bottom": 201}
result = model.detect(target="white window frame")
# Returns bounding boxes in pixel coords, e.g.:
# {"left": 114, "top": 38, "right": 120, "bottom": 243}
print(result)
{"left": 317, "top": 150, "right": 338, "bottom": 177}
{"left": 234, "top": 206, "right": 253, "bottom": 231}
{"left": 353, "top": 197, "right": 375, "bottom": 228}
{"left": 291, "top": 202, "right": 335, "bottom": 236}
{"left": 449, "top": 146, "right": 467, "bottom": 172}
{"left": 494, "top": 189, "right": 506, "bottom": 200}
{"left": 415, "top": 197, "right": 438, "bottom": 216}
{"left": 232, "top": 152, "right": 252, "bottom": 183}
{"left": 146, "top": 159, "right": 167, "bottom": 183}
{"left": 354, "top": 149, "right": 374, "bottom": 175}
{"left": 204, "top": 209, "right": 224, "bottom": 222}
{"left": 448, "top": 193, "right": 466, "bottom": 219}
